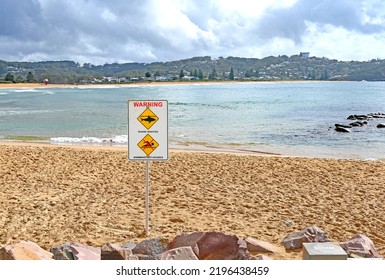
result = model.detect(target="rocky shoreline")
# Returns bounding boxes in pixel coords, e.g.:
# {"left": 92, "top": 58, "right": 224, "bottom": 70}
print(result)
{"left": 0, "top": 227, "right": 382, "bottom": 260}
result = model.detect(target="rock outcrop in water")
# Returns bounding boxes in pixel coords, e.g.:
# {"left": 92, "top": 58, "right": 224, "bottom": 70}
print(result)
{"left": 334, "top": 112, "right": 385, "bottom": 133}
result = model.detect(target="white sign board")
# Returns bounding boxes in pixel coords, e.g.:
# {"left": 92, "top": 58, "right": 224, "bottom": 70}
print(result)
{"left": 128, "top": 100, "right": 168, "bottom": 160}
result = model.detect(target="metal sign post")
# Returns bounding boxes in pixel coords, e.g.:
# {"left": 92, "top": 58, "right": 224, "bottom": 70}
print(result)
{"left": 128, "top": 100, "right": 168, "bottom": 236}
{"left": 145, "top": 161, "right": 149, "bottom": 234}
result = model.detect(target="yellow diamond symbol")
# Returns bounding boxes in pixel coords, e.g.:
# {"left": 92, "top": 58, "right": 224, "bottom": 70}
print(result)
{"left": 138, "top": 134, "right": 159, "bottom": 156}
{"left": 138, "top": 108, "right": 159, "bottom": 129}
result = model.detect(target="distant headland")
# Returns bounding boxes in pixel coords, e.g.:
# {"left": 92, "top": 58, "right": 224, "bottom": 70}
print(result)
{"left": 1, "top": 53, "right": 385, "bottom": 85}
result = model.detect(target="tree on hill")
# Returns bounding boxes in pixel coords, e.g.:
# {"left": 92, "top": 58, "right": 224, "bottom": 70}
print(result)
{"left": 26, "top": 72, "right": 34, "bottom": 82}
{"left": 5, "top": 73, "right": 14, "bottom": 82}
{"left": 209, "top": 68, "right": 217, "bottom": 80}
{"left": 179, "top": 70, "right": 185, "bottom": 78}
{"left": 198, "top": 69, "right": 203, "bottom": 80}
{"left": 229, "top": 67, "right": 235, "bottom": 80}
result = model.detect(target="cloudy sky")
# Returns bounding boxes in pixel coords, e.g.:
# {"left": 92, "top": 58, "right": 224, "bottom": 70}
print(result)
{"left": 1, "top": 0, "right": 385, "bottom": 65}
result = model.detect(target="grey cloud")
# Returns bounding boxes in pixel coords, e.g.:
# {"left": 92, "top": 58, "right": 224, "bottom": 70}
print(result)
{"left": 254, "top": 0, "right": 385, "bottom": 43}
{"left": 0, "top": 0, "right": 44, "bottom": 39}
{"left": 1, "top": 0, "right": 385, "bottom": 64}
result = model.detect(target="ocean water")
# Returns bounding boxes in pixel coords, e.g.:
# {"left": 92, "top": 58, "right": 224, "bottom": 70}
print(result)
{"left": 1, "top": 81, "right": 385, "bottom": 159}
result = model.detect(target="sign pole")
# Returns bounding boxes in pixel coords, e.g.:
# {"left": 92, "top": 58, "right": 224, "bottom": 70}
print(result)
{"left": 145, "top": 160, "right": 150, "bottom": 236}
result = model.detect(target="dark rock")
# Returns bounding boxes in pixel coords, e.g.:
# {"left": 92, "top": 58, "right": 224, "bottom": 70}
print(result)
{"left": 339, "top": 234, "right": 382, "bottom": 258}
{"left": 51, "top": 243, "right": 75, "bottom": 260}
{"left": 52, "top": 242, "right": 101, "bottom": 260}
{"left": 282, "top": 226, "right": 330, "bottom": 250}
{"left": 335, "top": 124, "right": 352, "bottom": 128}
{"left": 335, "top": 126, "right": 350, "bottom": 133}
{"left": 350, "top": 121, "right": 364, "bottom": 127}
{"left": 101, "top": 243, "right": 135, "bottom": 260}
{"left": 169, "top": 232, "right": 253, "bottom": 260}
{"left": 377, "top": 123, "right": 385, "bottom": 128}
{"left": 347, "top": 115, "right": 356, "bottom": 120}
{"left": 131, "top": 238, "right": 169, "bottom": 257}
{"left": 168, "top": 232, "right": 205, "bottom": 256}
{"left": 355, "top": 115, "right": 368, "bottom": 120}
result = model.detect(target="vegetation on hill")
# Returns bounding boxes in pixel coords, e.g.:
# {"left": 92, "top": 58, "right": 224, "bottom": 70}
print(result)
{"left": 1, "top": 54, "right": 385, "bottom": 84}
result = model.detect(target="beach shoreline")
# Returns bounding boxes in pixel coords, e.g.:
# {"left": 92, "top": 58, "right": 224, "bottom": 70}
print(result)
{"left": 0, "top": 79, "right": 332, "bottom": 89}
{"left": 1, "top": 141, "right": 384, "bottom": 260}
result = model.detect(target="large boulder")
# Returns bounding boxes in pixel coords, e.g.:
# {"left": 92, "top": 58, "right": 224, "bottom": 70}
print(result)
{"left": 161, "top": 246, "right": 199, "bottom": 260}
{"left": 339, "top": 234, "right": 382, "bottom": 258}
{"left": 282, "top": 226, "right": 330, "bottom": 250}
{"left": 51, "top": 242, "right": 101, "bottom": 260}
{"left": 0, "top": 240, "right": 53, "bottom": 260}
{"left": 168, "top": 232, "right": 254, "bottom": 260}
{"left": 101, "top": 243, "right": 137, "bottom": 260}
{"left": 131, "top": 238, "right": 169, "bottom": 259}
{"left": 244, "top": 237, "right": 279, "bottom": 254}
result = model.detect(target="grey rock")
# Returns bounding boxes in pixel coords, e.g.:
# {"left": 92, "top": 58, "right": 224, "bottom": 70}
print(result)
{"left": 161, "top": 246, "right": 199, "bottom": 260}
{"left": 282, "top": 226, "right": 330, "bottom": 250}
{"left": 51, "top": 243, "right": 75, "bottom": 260}
{"left": 131, "top": 238, "right": 169, "bottom": 257}
{"left": 339, "top": 234, "right": 382, "bottom": 258}
{"left": 71, "top": 243, "right": 101, "bottom": 260}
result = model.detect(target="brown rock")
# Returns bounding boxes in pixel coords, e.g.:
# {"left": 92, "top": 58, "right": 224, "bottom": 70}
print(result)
{"left": 245, "top": 237, "right": 279, "bottom": 254}
{"left": 168, "top": 232, "right": 205, "bottom": 256}
{"left": 101, "top": 243, "right": 134, "bottom": 260}
{"left": 169, "top": 232, "right": 252, "bottom": 260}
{"left": 0, "top": 241, "right": 53, "bottom": 260}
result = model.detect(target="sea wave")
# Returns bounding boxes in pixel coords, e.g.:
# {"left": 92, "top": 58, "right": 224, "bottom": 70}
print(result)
{"left": 0, "top": 109, "right": 57, "bottom": 116}
{"left": 41, "top": 91, "right": 55, "bottom": 95}
{"left": 50, "top": 135, "right": 128, "bottom": 145}
{"left": 12, "top": 89, "right": 40, "bottom": 93}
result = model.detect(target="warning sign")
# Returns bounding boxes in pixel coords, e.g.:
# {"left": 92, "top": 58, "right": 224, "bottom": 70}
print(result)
{"left": 138, "top": 134, "right": 159, "bottom": 156}
{"left": 128, "top": 100, "right": 168, "bottom": 160}
{"left": 137, "top": 108, "right": 159, "bottom": 129}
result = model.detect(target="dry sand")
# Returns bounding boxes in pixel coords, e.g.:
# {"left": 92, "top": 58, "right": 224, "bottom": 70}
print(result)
{"left": 0, "top": 142, "right": 384, "bottom": 260}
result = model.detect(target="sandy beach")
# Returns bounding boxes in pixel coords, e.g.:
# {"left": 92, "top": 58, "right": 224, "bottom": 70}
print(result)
{"left": 0, "top": 142, "right": 384, "bottom": 260}
{"left": 0, "top": 81, "right": 246, "bottom": 89}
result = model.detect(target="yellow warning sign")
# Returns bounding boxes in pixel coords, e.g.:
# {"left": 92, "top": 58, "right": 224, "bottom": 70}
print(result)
{"left": 137, "top": 134, "right": 159, "bottom": 156}
{"left": 137, "top": 108, "right": 159, "bottom": 129}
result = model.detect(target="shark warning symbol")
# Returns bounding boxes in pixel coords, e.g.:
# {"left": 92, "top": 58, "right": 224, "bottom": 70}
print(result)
{"left": 138, "top": 134, "right": 159, "bottom": 156}
{"left": 138, "top": 108, "right": 159, "bottom": 129}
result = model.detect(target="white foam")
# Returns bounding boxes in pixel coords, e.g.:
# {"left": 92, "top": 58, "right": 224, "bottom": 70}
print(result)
{"left": 13, "top": 89, "right": 40, "bottom": 93}
{"left": 41, "top": 91, "right": 55, "bottom": 95}
{"left": 50, "top": 135, "right": 128, "bottom": 145}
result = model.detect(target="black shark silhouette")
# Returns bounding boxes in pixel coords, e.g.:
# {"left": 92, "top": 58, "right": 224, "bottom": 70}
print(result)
{"left": 141, "top": 116, "right": 157, "bottom": 123}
